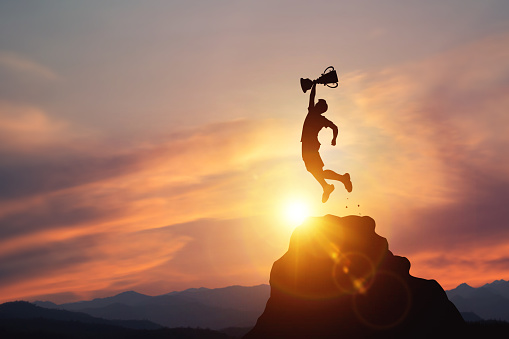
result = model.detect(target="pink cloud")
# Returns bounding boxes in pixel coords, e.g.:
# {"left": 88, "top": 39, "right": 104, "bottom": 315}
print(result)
{"left": 338, "top": 34, "right": 509, "bottom": 288}
{"left": 0, "top": 52, "right": 60, "bottom": 81}
{"left": 0, "top": 102, "right": 72, "bottom": 151}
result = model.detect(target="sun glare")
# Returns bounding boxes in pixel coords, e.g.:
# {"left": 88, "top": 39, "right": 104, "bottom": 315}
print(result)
{"left": 284, "top": 200, "right": 310, "bottom": 226}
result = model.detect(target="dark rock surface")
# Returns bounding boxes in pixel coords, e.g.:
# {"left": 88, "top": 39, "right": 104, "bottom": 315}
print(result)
{"left": 244, "top": 215, "right": 465, "bottom": 338}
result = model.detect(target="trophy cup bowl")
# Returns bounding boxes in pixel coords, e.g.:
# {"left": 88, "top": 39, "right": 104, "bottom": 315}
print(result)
{"left": 300, "top": 66, "right": 339, "bottom": 93}
{"left": 300, "top": 78, "right": 314, "bottom": 93}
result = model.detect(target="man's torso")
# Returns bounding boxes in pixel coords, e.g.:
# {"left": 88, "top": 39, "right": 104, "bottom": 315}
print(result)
{"left": 301, "top": 109, "right": 332, "bottom": 148}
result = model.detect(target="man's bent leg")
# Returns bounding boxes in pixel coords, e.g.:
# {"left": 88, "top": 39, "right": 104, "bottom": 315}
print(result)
{"left": 323, "top": 169, "right": 352, "bottom": 193}
{"left": 323, "top": 169, "right": 342, "bottom": 181}
{"left": 310, "top": 170, "right": 328, "bottom": 189}
{"left": 310, "top": 170, "right": 335, "bottom": 203}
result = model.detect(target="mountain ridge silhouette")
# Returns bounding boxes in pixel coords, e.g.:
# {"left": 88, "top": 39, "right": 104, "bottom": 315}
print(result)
{"left": 34, "top": 284, "right": 270, "bottom": 330}
{"left": 0, "top": 301, "right": 161, "bottom": 330}
{"left": 32, "top": 280, "right": 509, "bottom": 325}
{"left": 446, "top": 279, "right": 509, "bottom": 321}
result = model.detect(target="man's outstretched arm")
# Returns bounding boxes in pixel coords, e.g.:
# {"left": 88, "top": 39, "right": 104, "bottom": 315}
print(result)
{"left": 308, "top": 81, "right": 317, "bottom": 109}
{"left": 331, "top": 123, "right": 338, "bottom": 146}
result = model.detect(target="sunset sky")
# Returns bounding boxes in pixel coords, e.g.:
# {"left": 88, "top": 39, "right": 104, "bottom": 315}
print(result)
{"left": 1, "top": 1, "right": 509, "bottom": 304}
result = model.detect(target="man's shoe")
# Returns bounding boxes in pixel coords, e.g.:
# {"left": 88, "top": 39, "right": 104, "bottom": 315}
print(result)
{"left": 322, "top": 184, "right": 335, "bottom": 203}
{"left": 343, "top": 173, "right": 352, "bottom": 193}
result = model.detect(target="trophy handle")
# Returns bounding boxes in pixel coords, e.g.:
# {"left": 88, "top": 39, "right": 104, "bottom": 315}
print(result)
{"left": 323, "top": 66, "right": 335, "bottom": 74}
{"left": 320, "top": 66, "right": 338, "bottom": 87}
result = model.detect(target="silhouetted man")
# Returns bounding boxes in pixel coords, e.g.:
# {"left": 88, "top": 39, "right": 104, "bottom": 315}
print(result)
{"left": 301, "top": 81, "right": 352, "bottom": 203}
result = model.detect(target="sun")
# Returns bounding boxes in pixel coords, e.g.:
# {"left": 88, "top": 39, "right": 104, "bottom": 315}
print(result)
{"left": 284, "top": 200, "right": 310, "bottom": 226}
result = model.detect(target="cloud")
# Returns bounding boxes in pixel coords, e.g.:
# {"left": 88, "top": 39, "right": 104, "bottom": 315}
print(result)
{"left": 0, "top": 51, "right": 60, "bottom": 81}
{"left": 337, "top": 34, "right": 509, "bottom": 288}
{"left": 0, "top": 189, "right": 126, "bottom": 241}
{"left": 0, "top": 216, "right": 288, "bottom": 303}
{"left": 0, "top": 114, "right": 297, "bottom": 249}
{"left": 150, "top": 217, "right": 287, "bottom": 278}
{"left": 0, "top": 116, "right": 292, "bottom": 199}
{"left": 0, "top": 102, "right": 74, "bottom": 152}
{"left": 406, "top": 239, "right": 509, "bottom": 290}
{"left": 3, "top": 30, "right": 508, "bottom": 303}
{"left": 0, "top": 234, "right": 98, "bottom": 287}
{"left": 0, "top": 116, "right": 303, "bottom": 267}
{"left": 0, "top": 226, "right": 191, "bottom": 303}
{"left": 82, "top": 216, "right": 290, "bottom": 298}
{"left": 0, "top": 234, "right": 101, "bottom": 303}
{"left": 0, "top": 115, "right": 302, "bottom": 302}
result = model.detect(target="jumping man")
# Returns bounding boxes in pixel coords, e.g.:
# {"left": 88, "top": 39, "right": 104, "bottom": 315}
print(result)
{"left": 301, "top": 81, "right": 352, "bottom": 203}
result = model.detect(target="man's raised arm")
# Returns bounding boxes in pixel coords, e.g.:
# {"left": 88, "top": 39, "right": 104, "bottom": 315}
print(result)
{"left": 308, "top": 81, "right": 317, "bottom": 109}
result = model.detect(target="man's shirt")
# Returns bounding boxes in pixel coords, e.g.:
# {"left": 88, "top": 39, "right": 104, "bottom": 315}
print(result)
{"left": 301, "top": 107, "right": 334, "bottom": 148}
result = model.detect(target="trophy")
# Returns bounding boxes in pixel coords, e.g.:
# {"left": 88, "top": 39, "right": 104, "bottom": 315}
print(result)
{"left": 300, "top": 66, "right": 339, "bottom": 93}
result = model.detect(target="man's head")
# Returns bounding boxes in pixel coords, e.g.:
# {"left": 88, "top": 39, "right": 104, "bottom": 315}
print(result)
{"left": 316, "top": 99, "right": 328, "bottom": 114}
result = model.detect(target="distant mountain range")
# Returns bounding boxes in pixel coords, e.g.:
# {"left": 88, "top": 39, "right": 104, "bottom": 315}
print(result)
{"left": 2, "top": 279, "right": 503, "bottom": 332}
{"left": 0, "top": 301, "right": 230, "bottom": 338}
{"left": 446, "top": 279, "right": 509, "bottom": 321}
{"left": 34, "top": 284, "right": 270, "bottom": 330}
{"left": 0, "top": 300, "right": 161, "bottom": 330}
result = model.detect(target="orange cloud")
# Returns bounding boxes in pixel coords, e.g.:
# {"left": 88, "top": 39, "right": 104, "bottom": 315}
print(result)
{"left": 331, "top": 34, "right": 509, "bottom": 289}
{"left": 0, "top": 115, "right": 303, "bottom": 302}
{"left": 2, "top": 33, "right": 508, "bottom": 303}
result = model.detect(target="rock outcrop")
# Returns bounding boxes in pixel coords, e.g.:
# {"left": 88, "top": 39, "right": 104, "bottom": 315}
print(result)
{"left": 244, "top": 215, "right": 465, "bottom": 339}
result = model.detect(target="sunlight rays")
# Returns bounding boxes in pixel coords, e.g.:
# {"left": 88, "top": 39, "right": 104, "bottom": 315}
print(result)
{"left": 283, "top": 200, "right": 310, "bottom": 227}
